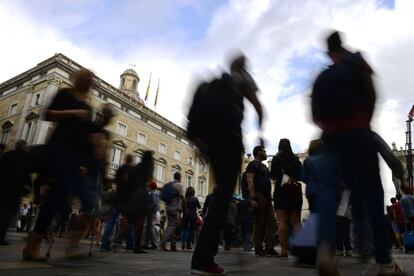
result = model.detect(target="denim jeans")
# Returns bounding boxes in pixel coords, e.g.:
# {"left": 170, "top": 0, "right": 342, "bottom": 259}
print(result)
{"left": 318, "top": 129, "right": 391, "bottom": 264}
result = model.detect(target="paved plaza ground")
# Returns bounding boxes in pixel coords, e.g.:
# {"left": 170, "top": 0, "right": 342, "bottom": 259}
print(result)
{"left": 1, "top": 232, "right": 413, "bottom": 276}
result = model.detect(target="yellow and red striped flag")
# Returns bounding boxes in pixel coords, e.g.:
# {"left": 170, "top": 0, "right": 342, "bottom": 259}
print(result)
{"left": 154, "top": 79, "right": 160, "bottom": 107}
{"left": 144, "top": 72, "right": 152, "bottom": 101}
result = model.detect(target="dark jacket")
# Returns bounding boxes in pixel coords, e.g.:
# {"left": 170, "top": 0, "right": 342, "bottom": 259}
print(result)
{"left": 311, "top": 52, "right": 375, "bottom": 136}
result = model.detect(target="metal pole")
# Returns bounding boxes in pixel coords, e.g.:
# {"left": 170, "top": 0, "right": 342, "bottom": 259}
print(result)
{"left": 406, "top": 118, "right": 413, "bottom": 189}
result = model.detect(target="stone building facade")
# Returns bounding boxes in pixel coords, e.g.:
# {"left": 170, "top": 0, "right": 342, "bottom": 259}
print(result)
{"left": 0, "top": 53, "right": 211, "bottom": 204}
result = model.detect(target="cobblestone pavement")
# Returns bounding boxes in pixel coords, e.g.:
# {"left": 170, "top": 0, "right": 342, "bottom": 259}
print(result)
{"left": 0, "top": 232, "right": 413, "bottom": 276}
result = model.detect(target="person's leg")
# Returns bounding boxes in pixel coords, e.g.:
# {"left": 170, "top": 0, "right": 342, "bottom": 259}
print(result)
{"left": 134, "top": 214, "right": 147, "bottom": 254}
{"left": 191, "top": 144, "right": 241, "bottom": 270}
{"left": 187, "top": 220, "right": 195, "bottom": 249}
{"left": 253, "top": 194, "right": 266, "bottom": 254}
{"left": 276, "top": 210, "right": 289, "bottom": 256}
{"left": 0, "top": 209, "right": 15, "bottom": 244}
{"left": 264, "top": 200, "right": 276, "bottom": 253}
{"left": 344, "top": 218, "right": 352, "bottom": 253}
{"left": 336, "top": 216, "right": 344, "bottom": 253}
{"left": 100, "top": 207, "right": 119, "bottom": 250}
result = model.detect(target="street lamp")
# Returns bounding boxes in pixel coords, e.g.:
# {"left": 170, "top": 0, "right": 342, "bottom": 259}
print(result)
{"left": 406, "top": 105, "right": 414, "bottom": 189}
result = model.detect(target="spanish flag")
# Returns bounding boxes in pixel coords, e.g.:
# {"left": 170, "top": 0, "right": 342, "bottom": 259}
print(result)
{"left": 144, "top": 72, "right": 152, "bottom": 101}
{"left": 154, "top": 79, "right": 160, "bottom": 107}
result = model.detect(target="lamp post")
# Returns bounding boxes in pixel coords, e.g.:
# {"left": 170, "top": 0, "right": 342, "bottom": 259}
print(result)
{"left": 406, "top": 105, "right": 414, "bottom": 189}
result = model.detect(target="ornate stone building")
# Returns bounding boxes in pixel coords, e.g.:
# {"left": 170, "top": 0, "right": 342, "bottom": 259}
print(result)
{"left": 391, "top": 142, "right": 414, "bottom": 194}
{"left": 0, "top": 53, "right": 211, "bottom": 203}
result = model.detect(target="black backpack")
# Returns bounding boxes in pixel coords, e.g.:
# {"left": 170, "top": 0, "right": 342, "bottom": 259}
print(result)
{"left": 187, "top": 73, "right": 243, "bottom": 150}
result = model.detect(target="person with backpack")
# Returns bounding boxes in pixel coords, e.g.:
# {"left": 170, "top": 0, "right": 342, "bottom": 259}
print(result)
{"left": 311, "top": 31, "right": 406, "bottom": 276}
{"left": 181, "top": 186, "right": 201, "bottom": 250}
{"left": 160, "top": 172, "right": 185, "bottom": 252}
{"left": 270, "top": 139, "right": 303, "bottom": 258}
{"left": 188, "top": 53, "right": 263, "bottom": 275}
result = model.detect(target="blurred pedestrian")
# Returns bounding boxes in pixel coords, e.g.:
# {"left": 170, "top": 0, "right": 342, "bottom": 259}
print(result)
{"left": 189, "top": 53, "right": 263, "bottom": 275}
{"left": 23, "top": 69, "right": 110, "bottom": 261}
{"left": 181, "top": 186, "right": 201, "bottom": 250}
{"left": 143, "top": 181, "right": 159, "bottom": 250}
{"left": 160, "top": 172, "right": 185, "bottom": 252}
{"left": 270, "top": 139, "right": 303, "bottom": 258}
{"left": 117, "top": 151, "right": 154, "bottom": 254}
{"left": 311, "top": 31, "right": 405, "bottom": 275}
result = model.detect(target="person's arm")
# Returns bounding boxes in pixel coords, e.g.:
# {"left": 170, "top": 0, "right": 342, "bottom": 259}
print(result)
{"left": 247, "top": 172, "right": 257, "bottom": 208}
{"left": 245, "top": 90, "right": 263, "bottom": 130}
{"left": 45, "top": 109, "right": 90, "bottom": 122}
{"left": 196, "top": 198, "right": 201, "bottom": 209}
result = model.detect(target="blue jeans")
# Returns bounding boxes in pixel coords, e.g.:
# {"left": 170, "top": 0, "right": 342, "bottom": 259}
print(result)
{"left": 144, "top": 212, "right": 156, "bottom": 246}
{"left": 318, "top": 129, "right": 391, "bottom": 264}
{"left": 181, "top": 216, "right": 196, "bottom": 245}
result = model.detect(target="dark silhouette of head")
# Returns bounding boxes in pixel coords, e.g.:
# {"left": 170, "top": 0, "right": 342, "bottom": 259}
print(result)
{"left": 253, "top": 145, "right": 266, "bottom": 161}
{"left": 230, "top": 53, "right": 246, "bottom": 73}
{"left": 326, "top": 31, "right": 351, "bottom": 64}
{"left": 15, "top": 140, "right": 27, "bottom": 152}
{"left": 185, "top": 186, "right": 196, "bottom": 197}
{"left": 390, "top": 197, "right": 397, "bottom": 204}
{"left": 396, "top": 194, "right": 402, "bottom": 201}
{"left": 278, "top": 138, "right": 293, "bottom": 156}
{"left": 125, "top": 154, "right": 133, "bottom": 165}
{"left": 174, "top": 172, "right": 181, "bottom": 182}
{"left": 73, "top": 68, "right": 94, "bottom": 94}
{"left": 308, "top": 139, "right": 324, "bottom": 156}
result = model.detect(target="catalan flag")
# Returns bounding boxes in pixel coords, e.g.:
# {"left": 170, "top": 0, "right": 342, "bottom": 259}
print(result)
{"left": 409, "top": 105, "right": 414, "bottom": 120}
{"left": 144, "top": 72, "right": 152, "bottom": 101}
{"left": 154, "top": 79, "right": 160, "bottom": 107}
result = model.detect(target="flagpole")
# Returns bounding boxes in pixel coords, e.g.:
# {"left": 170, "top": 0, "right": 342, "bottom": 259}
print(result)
{"left": 154, "top": 78, "right": 160, "bottom": 112}
{"left": 144, "top": 72, "right": 152, "bottom": 105}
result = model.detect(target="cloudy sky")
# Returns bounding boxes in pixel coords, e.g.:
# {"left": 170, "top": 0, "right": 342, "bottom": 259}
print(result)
{"left": 1, "top": 0, "right": 413, "bottom": 197}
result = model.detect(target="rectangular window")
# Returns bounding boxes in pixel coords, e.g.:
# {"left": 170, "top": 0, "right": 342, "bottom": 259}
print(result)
{"left": 135, "top": 154, "right": 142, "bottom": 165}
{"left": 94, "top": 111, "right": 103, "bottom": 122}
{"left": 188, "top": 157, "right": 193, "bottom": 166}
{"left": 116, "top": 122, "right": 127, "bottom": 136}
{"left": 137, "top": 132, "right": 147, "bottom": 144}
{"left": 9, "top": 103, "right": 18, "bottom": 116}
{"left": 154, "top": 163, "right": 165, "bottom": 182}
{"left": 22, "top": 120, "right": 37, "bottom": 144}
{"left": 186, "top": 174, "right": 193, "bottom": 189}
{"left": 159, "top": 143, "right": 167, "bottom": 154}
{"left": 111, "top": 147, "right": 123, "bottom": 169}
{"left": 31, "top": 93, "right": 41, "bottom": 106}
{"left": 174, "top": 150, "right": 181, "bottom": 160}
{"left": 198, "top": 178, "right": 205, "bottom": 196}
{"left": 1, "top": 128, "right": 10, "bottom": 144}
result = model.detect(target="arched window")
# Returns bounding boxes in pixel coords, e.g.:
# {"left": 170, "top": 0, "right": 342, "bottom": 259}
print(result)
{"left": 132, "top": 79, "right": 137, "bottom": 91}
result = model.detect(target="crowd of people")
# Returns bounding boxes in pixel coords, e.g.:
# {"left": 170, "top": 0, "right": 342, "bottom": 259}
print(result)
{"left": 0, "top": 30, "right": 411, "bottom": 276}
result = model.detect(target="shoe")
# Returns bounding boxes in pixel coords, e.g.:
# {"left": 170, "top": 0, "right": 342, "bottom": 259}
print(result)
{"left": 266, "top": 249, "right": 279, "bottom": 257}
{"left": 191, "top": 263, "right": 225, "bottom": 275}
{"left": 0, "top": 238, "right": 9, "bottom": 246}
{"left": 344, "top": 251, "right": 352, "bottom": 257}
{"left": 317, "top": 243, "right": 341, "bottom": 276}
{"left": 255, "top": 247, "right": 265, "bottom": 256}
{"left": 65, "top": 244, "right": 88, "bottom": 259}
{"left": 186, "top": 243, "right": 193, "bottom": 250}
{"left": 149, "top": 244, "right": 158, "bottom": 250}
{"left": 22, "top": 232, "right": 47, "bottom": 262}
{"left": 377, "top": 262, "right": 407, "bottom": 276}
{"left": 336, "top": 251, "right": 344, "bottom": 257}
{"left": 181, "top": 243, "right": 185, "bottom": 250}
{"left": 133, "top": 248, "right": 148, "bottom": 254}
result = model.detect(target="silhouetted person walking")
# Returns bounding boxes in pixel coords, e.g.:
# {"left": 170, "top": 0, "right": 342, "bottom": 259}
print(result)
{"left": 311, "top": 31, "right": 405, "bottom": 276}
{"left": 188, "top": 53, "right": 263, "bottom": 275}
